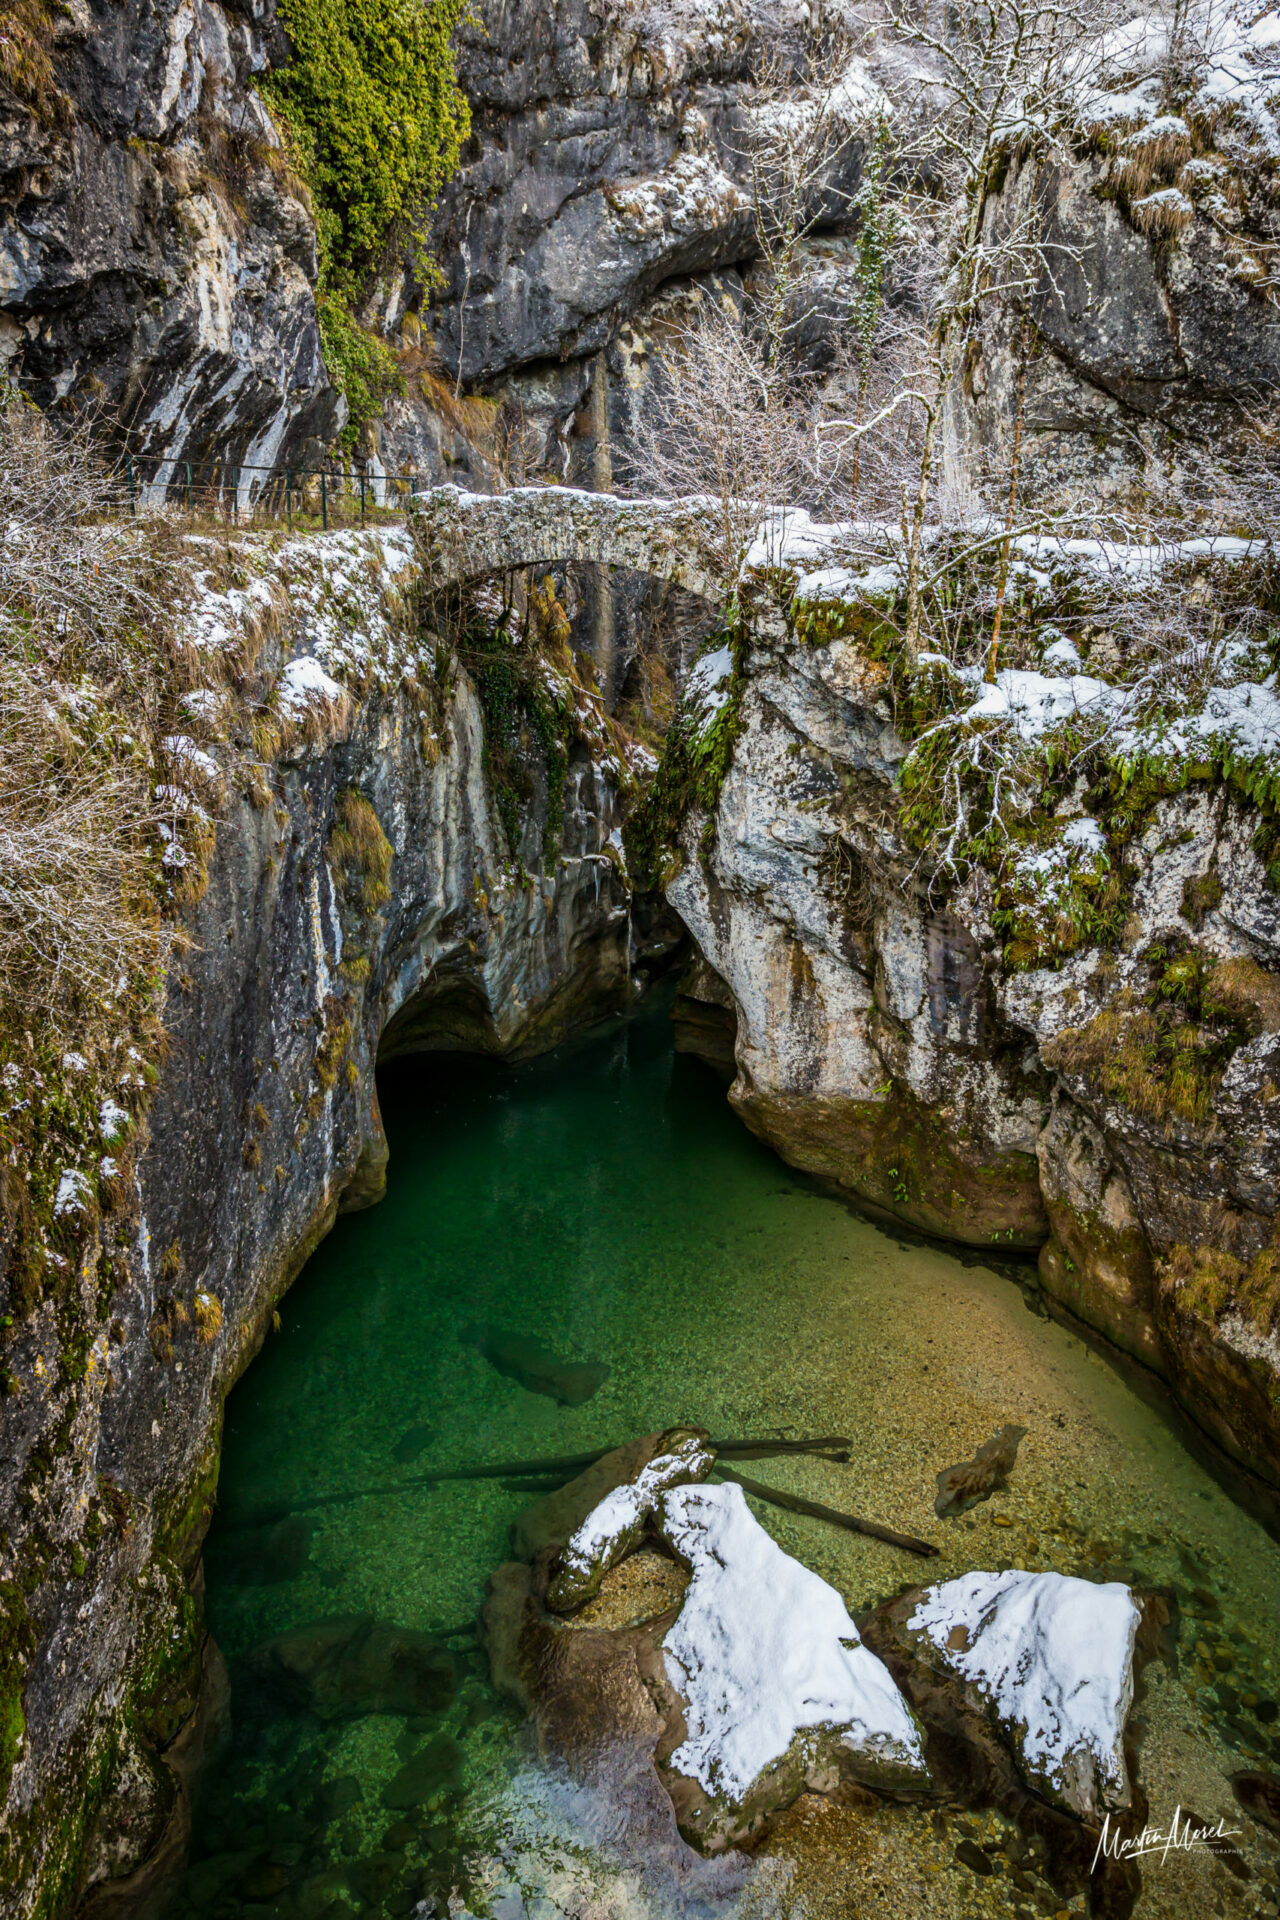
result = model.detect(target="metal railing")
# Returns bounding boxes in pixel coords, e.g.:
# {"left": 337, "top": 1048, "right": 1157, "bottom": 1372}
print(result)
{"left": 122, "top": 457, "right": 430, "bottom": 530}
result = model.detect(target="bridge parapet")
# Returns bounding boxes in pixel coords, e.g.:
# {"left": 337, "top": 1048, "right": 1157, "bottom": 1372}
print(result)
{"left": 410, "top": 484, "right": 725, "bottom": 605}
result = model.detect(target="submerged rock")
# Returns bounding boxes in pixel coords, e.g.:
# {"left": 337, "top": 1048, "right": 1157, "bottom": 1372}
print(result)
{"left": 391, "top": 1423, "right": 435, "bottom": 1465}
{"left": 382, "top": 1733, "right": 463, "bottom": 1810}
{"left": 465, "top": 1325, "right": 610, "bottom": 1405}
{"left": 935, "top": 1425, "right": 1028, "bottom": 1519}
{"left": 204, "top": 1513, "right": 318, "bottom": 1585}
{"left": 250, "top": 1615, "right": 456, "bottom": 1720}
{"left": 1232, "top": 1768, "right": 1280, "bottom": 1839}
{"left": 655, "top": 1482, "right": 930, "bottom": 1850}
{"left": 903, "top": 1569, "right": 1141, "bottom": 1820}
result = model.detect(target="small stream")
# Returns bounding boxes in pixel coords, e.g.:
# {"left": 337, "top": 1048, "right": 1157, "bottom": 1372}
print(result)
{"left": 175, "top": 997, "right": 1280, "bottom": 1920}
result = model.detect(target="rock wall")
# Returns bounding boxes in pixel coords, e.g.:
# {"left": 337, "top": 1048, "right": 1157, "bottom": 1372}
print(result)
{"left": 666, "top": 617, "right": 1280, "bottom": 1507}
{"left": 0, "top": 0, "right": 340, "bottom": 485}
{"left": 0, "top": 529, "right": 639, "bottom": 1916}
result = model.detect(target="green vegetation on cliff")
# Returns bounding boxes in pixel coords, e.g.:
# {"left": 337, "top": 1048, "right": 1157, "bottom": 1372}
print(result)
{"left": 623, "top": 625, "right": 747, "bottom": 889}
{"left": 263, "top": 0, "right": 469, "bottom": 295}
{"left": 261, "top": 0, "right": 469, "bottom": 442}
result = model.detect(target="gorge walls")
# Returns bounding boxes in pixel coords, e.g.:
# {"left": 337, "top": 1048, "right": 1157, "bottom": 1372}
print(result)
{"left": 659, "top": 575, "right": 1280, "bottom": 1518}
{"left": 0, "top": 528, "right": 642, "bottom": 1915}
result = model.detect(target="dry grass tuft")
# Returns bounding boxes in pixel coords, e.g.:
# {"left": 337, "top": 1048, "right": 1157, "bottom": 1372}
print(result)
{"left": 1110, "top": 118, "right": 1193, "bottom": 196}
{"left": 1045, "top": 1005, "right": 1222, "bottom": 1132}
{"left": 0, "top": 0, "right": 73, "bottom": 125}
{"left": 1206, "top": 955, "right": 1280, "bottom": 1035}
{"left": 1129, "top": 187, "right": 1196, "bottom": 240}
{"left": 1162, "top": 1230, "right": 1280, "bottom": 1337}
{"left": 327, "top": 789, "right": 393, "bottom": 912}
{"left": 0, "top": 398, "right": 182, "bottom": 1013}
{"left": 193, "top": 1290, "right": 223, "bottom": 1343}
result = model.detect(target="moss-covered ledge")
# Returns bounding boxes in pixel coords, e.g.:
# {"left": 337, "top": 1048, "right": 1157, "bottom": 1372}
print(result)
{"left": 729, "top": 1083, "right": 1048, "bottom": 1252}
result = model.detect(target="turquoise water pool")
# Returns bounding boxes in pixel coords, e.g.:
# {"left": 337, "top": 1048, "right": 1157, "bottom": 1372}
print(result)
{"left": 177, "top": 998, "right": 1280, "bottom": 1920}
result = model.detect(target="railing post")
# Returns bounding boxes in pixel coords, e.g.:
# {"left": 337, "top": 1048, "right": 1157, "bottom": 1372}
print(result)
{"left": 185, "top": 461, "right": 193, "bottom": 513}
{"left": 286, "top": 468, "right": 292, "bottom": 533}
{"left": 321, "top": 470, "right": 327, "bottom": 531}
{"left": 125, "top": 453, "right": 136, "bottom": 517}
{"left": 360, "top": 472, "right": 366, "bottom": 527}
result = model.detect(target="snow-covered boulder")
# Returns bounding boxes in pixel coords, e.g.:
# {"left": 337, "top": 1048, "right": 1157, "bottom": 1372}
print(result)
{"left": 904, "top": 1569, "right": 1141, "bottom": 1820}
{"left": 546, "top": 1427, "right": 715, "bottom": 1612}
{"left": 654, "top": 1481, "right": 929, "bottom": 1849}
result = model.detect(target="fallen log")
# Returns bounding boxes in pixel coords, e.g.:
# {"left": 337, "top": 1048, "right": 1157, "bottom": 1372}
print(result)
{"left": 716, "top": 1465, "right": 938, "bottom": 1558}
{"left": 220, "top": 1435, "right": 855, "bottom": 1529}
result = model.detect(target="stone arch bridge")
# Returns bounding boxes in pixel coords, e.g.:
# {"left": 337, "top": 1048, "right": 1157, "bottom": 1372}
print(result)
{"left": 410, "top": 483, "right": 726, "bottom": 605}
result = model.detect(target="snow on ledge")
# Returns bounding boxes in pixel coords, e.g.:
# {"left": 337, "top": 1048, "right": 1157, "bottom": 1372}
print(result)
{"left": 908, "top": 1568, "right": 1140, "bottom": 1817}
{"left": 659, "top": 1481, "right": 926, "bottom": 1801}
{"left": 278, "top": 655, "right": 348, "bottom": 719}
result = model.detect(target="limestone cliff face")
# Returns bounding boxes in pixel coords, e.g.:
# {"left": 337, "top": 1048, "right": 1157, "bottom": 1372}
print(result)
{"left": 0, "top": 0, "right": 341, "bottom": 483}
{"left": 0, "top": 530, "right": 637, "bottom": 1916}
{"left": 959, "top": 63, "right": 1280, "bottom": 494}
{"left": 667, "top": 629, "right": 1051, "bottom": 1255}
{"left": 667, "top": 625, "right": 1280, "bottom": 1506}
{"left": 428, "top": 0, "right": 768, "bottom": 385}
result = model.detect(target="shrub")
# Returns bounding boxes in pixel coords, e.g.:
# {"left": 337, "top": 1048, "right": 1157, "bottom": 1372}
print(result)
{"left": 261, "top": 0, "right": 469, "bottom": 298}
{"left": 316, "top": 294, "right": 407, "bottom": 451}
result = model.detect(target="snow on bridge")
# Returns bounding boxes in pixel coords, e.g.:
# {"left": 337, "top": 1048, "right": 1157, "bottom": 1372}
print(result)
{"left": 410, "top": 483, "right": 725, "bottom": 603}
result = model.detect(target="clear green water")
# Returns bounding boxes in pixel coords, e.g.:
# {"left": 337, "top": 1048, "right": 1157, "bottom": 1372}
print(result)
{"left": 180, "top": 999, "right": 1280, "bottom": 1920}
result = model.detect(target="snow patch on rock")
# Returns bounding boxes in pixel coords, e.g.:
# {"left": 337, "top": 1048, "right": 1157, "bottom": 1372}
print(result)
{"left": 550, "top": 1431, "right": 715, "bottom": 1609}
{"left": 908, "top": 1568, "right": 1140, "bottom": 1816}
{"left": 660, "top": 1481, "right": 926, "bottom": 1800}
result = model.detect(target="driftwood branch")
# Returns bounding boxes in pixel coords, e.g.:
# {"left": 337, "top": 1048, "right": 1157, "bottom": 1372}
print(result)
{"left": 716, "top": 1465, "right": 939, "bottom": 1558}
{"left": 222, "top": 1435, "right": 854, "bottom": 1528}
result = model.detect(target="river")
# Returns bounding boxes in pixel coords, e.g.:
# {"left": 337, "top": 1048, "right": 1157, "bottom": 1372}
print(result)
{"left": 176, "top": 996, "right": 1280, "bottom": 1920}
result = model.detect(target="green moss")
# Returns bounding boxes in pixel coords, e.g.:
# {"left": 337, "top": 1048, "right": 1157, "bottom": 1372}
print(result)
{"left": 260, "top": 0, "right": 469, "bottom": 297}
{"left": 0, "top": 0, "right": 72, "bottom": 128}
{"left": 316, "top": 294, "right": 407, "bottom": 452}
{"left": 315, "top": 994, "right": 355, "bottom": 1092}
{"left": 1044, "top": 942, "right": 1260, "bottom": 1132}
{"left": 1162, "top": 1230, "right": 1280, "bottom": 1338}
{"left": 257, "top": 0, "right": 468, "bottom": 447}
{"left": 623, "top": 625, "right": 747, "bottom": 889}
{"left": 132, "top": 1556, "right": 203, "bottom": 1749}
{"left": 464, "top": 620, "right": 573, "bottom": 866}
{"left": 1181, "top": 864, "right": 1223, "bottom": 929}
{"left": 328, "top": 788, "right": 393, "bottom": 913}
{"left": 0, "top": 1580, "right": 36, "bottom": 1805}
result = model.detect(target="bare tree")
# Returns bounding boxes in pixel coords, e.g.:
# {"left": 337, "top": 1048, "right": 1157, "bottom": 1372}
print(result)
{"left": 629, "top": 293, "right": 832, "bottom": 591}
{"left": 877, "top": 0, "right": 1128, "bottom": 661}
{"left": 737, "top": 28, "right": 878, "bottom": 366}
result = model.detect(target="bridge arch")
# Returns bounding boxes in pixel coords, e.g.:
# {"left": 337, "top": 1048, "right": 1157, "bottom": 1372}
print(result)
{"left": 410, "top": 484, "right": 724, "bottom": 606}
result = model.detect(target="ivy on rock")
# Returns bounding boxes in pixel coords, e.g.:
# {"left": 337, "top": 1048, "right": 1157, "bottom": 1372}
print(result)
{"left": 260, "top": 0, "right": 470, "bottom": 443}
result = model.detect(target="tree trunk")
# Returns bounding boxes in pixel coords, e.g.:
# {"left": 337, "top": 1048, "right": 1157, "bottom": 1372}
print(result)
{"left": 985, "top": 308, "right": 1031, "bottom": 685}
